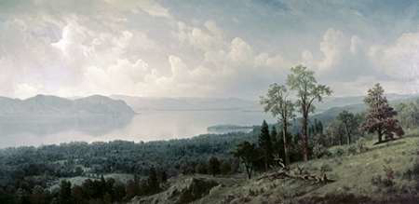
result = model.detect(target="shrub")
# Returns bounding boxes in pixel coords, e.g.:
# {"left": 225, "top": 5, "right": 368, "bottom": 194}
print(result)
{"left": 320, "top": 163, "right": 333, "bottom": 173}
{"left": 356, "top": 138, "right": 368, "bottom": 153}
{"left": 208, "top": 157, "right": 221, "bottom": 176}
{"left": 195, "top": 163, "right": 207, "bottom": 174}
{"left": 403, "top": 160, "right": 419, "bottom": 181}
{"left": 371, "top": 165, "right": 396, "bottom": 190}
{"left": 220, "top": 162, "right": 232, "bottom": 175}
{"left": 333, "top": 148, "right": 345, "bottom": 157}
{"left": 313, "top": 144, "right": 331, "bottom": 159}
{"left": 347, "top": 145, "right": 357, "bottom": 155}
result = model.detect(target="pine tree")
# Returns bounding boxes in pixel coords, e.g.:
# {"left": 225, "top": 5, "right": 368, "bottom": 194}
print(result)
{"left": 147, "top": 167, "right": 160, "bottom": 194}
{"left": 208, "top": 157, "right": 221, "bottom": 176}
{"left": 270, "top": 126, "right": 278, "bottom": 155}
{"left": 160, "top": 170, "right": 168, "bottom": 183}
{"left": 258, "top": 120, "right": 273, "bottom": 171}
{"left": 59, "top": 180, "right": 72, "bottom": 204}
{"left": 361, "top": 83, "right": 404, "bottom": 143}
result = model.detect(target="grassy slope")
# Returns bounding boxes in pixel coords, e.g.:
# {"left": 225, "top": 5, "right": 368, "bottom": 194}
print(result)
{"left": 189, "top": 134, "right": 419, "bottom": 203}
{"left": 299, "top": 135, "right": 418, "bottom": 199}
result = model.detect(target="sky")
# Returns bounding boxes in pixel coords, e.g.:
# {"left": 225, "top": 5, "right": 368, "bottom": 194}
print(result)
{"left": 1, "top": 0, "right": 419, "bottom": 99}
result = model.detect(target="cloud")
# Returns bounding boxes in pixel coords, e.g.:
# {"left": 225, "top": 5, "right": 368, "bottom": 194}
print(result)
{"left": 300, "top": 28, "right": 377, "bottom": 84}
{"left": 1, "top": 0, "right": 419, "bottom": 99}
{"left": 369, "top": 32, "right": 419, "bottom": 81}
{"left": 104, "top": 0, "right": 171, "bottom": 18}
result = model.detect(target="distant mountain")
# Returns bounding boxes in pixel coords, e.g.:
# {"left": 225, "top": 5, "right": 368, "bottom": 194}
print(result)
{"left": 110, "top": 95, "right": 260, "bottom": 111}
{"left": 313, "top": 93, "right": 419, "bottom": 113}
{"left": 313, "top": 94, "right": 419, "bottom": 123}
{"left": 0, "top": 94, "right": 135, "bottom": 117}
{"left": 112, "top": 93, "right": 419, "bottom": 114}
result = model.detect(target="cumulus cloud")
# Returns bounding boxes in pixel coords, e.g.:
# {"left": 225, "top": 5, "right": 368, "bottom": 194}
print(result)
{"left": 301, "top": 28, "right": 377, "bottom": 84}
{"left": 1, "top": 0, "right": 419, "bottom": 99}
{"left": 369, "top": 32, "right": 419, "bottom": 81}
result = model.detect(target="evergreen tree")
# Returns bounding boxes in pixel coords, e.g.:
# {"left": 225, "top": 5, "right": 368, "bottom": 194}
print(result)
{"left": 159, "top": 170, "right": 168, "bottom": 183}
{"left": 59, "top": 180, "right": 72, "bottom": 204}
{"left": 315, "top": 119, "right": 323, "bottom": 135}
{"left": 270, "top": 126, "right": 278, "bottom": 155}
{"left": 208, "top": 157, "right": 221, "bottom": 176}
{"left": 361, "top": 84, "right": 404, "bottom": 143}
{"left": 258, "top": 120, "right": 273, "bottom": 171}
{"left": 147, "top": 167, "right": 160, "bottom": 194}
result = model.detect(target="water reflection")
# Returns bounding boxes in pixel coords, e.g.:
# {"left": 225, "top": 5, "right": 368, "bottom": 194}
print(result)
{"left": 0, "top": 110, "right": 274, "bottom": 148}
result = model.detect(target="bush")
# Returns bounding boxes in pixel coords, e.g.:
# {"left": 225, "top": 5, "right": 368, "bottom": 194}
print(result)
{"left": 313, "top": 144, "right": 331, "bottom": 159}
{"left": 333, "top": 148, "right": 345, "bottom": 157}
{"left": 320, "top": 163, "right": 333, "bottom": 173}
{"left": 371, "top": 165, "right": 396, "bottom": 191}
{"left": 195, "top": 163, "right": 207, "bottom": 174}
{"left": 347, "top": 145, "right": 357, "bottom": 155}
{"left": 208, "top": 157, "right": 221, "bottom": 176}
{"left": 220, "top": 162, "right": 232, "bottom": 175}
{"left": 403, "top": 160, "right": 419, "bottom": 180}
{"left": 371, "top": 175, "right": 395, "bottom": 189}
{"left": 356, "top": 138, "right": 368, "bottom": 153}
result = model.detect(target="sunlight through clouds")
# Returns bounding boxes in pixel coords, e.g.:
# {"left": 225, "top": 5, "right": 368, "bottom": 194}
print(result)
{"left": 0, "top": 0, "right": 418, "bottom": 99}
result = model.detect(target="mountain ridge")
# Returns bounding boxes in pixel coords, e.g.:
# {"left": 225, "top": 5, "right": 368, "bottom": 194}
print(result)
{"left": 0, "top": 94, "right": 135, "bottom": 117}
{"left": 111, "top": 93, "right": 419, "bottom": 113}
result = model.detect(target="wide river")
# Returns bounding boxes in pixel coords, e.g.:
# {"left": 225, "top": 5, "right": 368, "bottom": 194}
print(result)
{"left": 0, "top": 110, "right": 275, "bottom": 148}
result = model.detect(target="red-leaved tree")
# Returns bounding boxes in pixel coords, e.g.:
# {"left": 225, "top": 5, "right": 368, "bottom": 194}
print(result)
{"left": 361, "top": 83, "right": 404, "bottom": 143}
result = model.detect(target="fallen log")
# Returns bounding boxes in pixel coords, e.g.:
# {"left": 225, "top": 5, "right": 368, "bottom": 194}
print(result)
{"left": 256, "top": 166, "right": 335, "bottom": 184}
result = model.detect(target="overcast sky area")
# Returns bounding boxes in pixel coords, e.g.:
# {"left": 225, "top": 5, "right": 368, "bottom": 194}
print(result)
{"left": 1, "top": 0, "right": 419, "bottom": 99}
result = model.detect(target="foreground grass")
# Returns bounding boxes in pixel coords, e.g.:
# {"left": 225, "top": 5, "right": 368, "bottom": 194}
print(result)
{"left": 298, "top": 135, "right": 419, "bottom": 200}
{"left": 184, "top": 134, "right": 419, "bottom": 203}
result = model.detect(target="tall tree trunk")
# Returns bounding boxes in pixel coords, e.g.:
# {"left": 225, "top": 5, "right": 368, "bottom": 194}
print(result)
{"left": 302, "top": 114, "right": 309, "bottom": 162}
{"left": 283, "top": 121, "right": 290, "bottom": 166}
{"left": 378, "top": 128, "right": 383, "bottom": 143}
{"left": 347, "top": 133, "right": 351, "bottom": 145}
{"left": 245, "top": 164, "right": 252, "bottom": 179}
{"left": 345, "top": 126, "right": 351, "bottom": 145}
{"left": 264, "top": 154, "right": 268, "bottom": 171}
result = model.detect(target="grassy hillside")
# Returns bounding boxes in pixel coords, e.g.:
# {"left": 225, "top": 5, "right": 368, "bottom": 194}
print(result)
{"left": 132, "top": 133, "right": 419, "bottom": 204}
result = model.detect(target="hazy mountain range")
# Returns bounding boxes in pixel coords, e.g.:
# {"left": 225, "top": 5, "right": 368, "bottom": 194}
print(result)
{"left": 0, "top": 95, "right": 135, "bottom": 117}
{"left": 0, "top": 93, "right": 416, "bottom": 120}
{"left": 110, "top": 95, "right": 259, "bottom": 111}
{"left": 110, "top": 93, "right": 419, "bottom": 113}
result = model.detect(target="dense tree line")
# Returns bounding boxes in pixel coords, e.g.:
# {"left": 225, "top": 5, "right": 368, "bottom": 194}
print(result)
{"left": 0, "top": 132, "right": 255, "bottom": 203}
